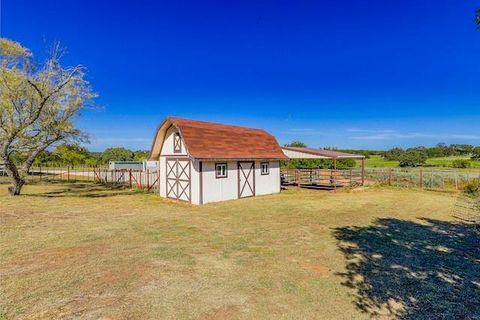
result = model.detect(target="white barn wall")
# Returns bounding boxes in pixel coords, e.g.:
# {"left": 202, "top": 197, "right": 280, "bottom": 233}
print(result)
{"left": 200, "top": 160, "right": 281, "bottom": 204}
{"left": 161, "top": 126, "right": 188, "bottom": 157}
{"left": 190, "top": 160, "right": 201, "bottom": 205}
{"left": 201, "top": 161, "right": 239, "bottom": 204}
{"left": 159, "top": 156, "right": 166, "bottom": 197}
{"left": 254, "top": 161, "right": 281, "bottom": 196}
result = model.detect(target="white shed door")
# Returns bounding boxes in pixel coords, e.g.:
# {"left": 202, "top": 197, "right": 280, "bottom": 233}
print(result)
{"left": 238, "top": 161, "right": 255, "bottom": 198}
{"left": 166, "top": 158, "right": 191, "bottom": 202}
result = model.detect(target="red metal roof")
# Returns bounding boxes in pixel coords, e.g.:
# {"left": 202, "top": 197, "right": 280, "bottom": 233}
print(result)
{"left": 168, "top": 117, "right": 288, "bottom": 160}
{"left": 282, "top": 146, "right": 365, "bottom": 159}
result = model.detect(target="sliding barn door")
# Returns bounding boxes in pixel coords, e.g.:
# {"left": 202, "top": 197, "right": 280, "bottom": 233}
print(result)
{"left": 238, "top": 161, "right": 255, "bottom": 198}
{"left": 166, "top": 158, "right": 191, "bottom": 202}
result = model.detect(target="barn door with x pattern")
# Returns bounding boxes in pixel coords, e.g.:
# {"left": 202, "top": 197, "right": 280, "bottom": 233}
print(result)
{"left": 238, "top": 161, "right": 255, "bottom": 198}
{"left": 166, "top": 158, "right": 191, "bottom": 202}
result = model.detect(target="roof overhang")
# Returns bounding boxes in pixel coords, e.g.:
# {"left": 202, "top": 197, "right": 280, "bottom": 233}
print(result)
{"left": 282, "top": 147, "right": 365, "bottom": 160}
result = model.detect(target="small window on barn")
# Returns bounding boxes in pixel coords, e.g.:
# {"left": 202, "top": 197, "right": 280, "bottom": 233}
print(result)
{"left": 261, "top": 162, "right": 269, "bottom": 175}
{"left": 216, "top": 163, "right": 227, "bottom": 178}
{"left": 173, "top": 132, "right": 182, "bottom": 153}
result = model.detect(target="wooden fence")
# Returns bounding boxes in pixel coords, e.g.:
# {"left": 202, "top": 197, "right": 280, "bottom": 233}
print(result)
{"left": 281, "top": 167, "right": 480, "bottom": 192}
{"left": 281, "top": 168, "right": 364, "bottom": 189}
{"left": 29, "top": 166, "right": 160, "bottom": 193}
{"left": 92, "top": 168, "right": 159, "bottom": 192}
{"left": 365, "top": 168, "right": 480, "bottom": 191}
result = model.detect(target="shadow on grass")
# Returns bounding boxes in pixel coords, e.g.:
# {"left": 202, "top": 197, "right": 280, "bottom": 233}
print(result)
{"left": 25, "top": 182, "right": 144, "bottom": 198}
{"left": 333, "top": 217, "right": 480, "bottom": 319}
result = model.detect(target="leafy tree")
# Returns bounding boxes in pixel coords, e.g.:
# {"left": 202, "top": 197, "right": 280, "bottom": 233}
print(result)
{"left": 324, "top": 147, "right": 373, "bottom": 159}
{"left": 449, "top": 144, "right": 474, "bottom": 156}
{"left": 452, "top": 159, "right": 471, "bottom": 169}
{"left": 472, "top": 147, "right": 480, "bottom": 160}
{"left": 384, "top": 147, "right": 404, "bottom": 161}
{"left": 336, "top": 159, "right": 357, "bottom": 169}
{"left": 133, "top": 150, "right": 149, "bottom": 161}
{"left": 101, "top": 147, "right": 134, "bottom": 162}
{"left": 280, "top": 158, "right": 356, "bottom": 169}
{"left": 285, "top": 141, "right": 307, "bottom": 148}
{"left": 0, "top": 38, "right": 95, "bottom": 195}
{"left": 52, "top": 144, "right": 90, "bottom": 166}
{"left": 398, "top": 149, "right": 428, "bottom": 167}
{"left": 33, "top": 150, "right": 54, "bottom": 165}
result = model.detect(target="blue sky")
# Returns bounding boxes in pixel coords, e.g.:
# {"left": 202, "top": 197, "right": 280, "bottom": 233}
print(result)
{"left": 3, "top": 0, "right": 480, "bottom": 150}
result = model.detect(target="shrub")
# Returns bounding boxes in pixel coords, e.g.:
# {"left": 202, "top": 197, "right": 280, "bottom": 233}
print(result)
{"left": 472, "top": 147, "right": 480, "bottom": 160}
{"left": 336, "top": 159, "right": 356, "bottom": 169}
{"left": 452, "top": 159, "right": 471, "bottom": 168}
{"left": 398, "top": 150, "right": 427, "bottom": 167}
{"left": 384, "top": 147, "right": 404, "bottom": 161}
{"left": 464, "top": 179, "right": 480, "bottom": 197}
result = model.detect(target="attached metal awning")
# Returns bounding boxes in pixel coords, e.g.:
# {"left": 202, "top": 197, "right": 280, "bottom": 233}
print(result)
{"left": 281, "top": 147, "right": 366, "bottom": 186}
{"left": 282, "top": 147, "right": 365, "bottom": 160}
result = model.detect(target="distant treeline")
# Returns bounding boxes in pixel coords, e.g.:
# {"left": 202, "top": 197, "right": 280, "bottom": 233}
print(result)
{"left": 11, "top": 145, "right": 150, "bottom": 167}
{"left": 281, "top": 141, "right": 480, "bottom": 169}
{"left": 11, "top": 142, "right": 480, "bottom": 169}
{"left": 382, "top": 144, "right": 480, "bottom": 167}
{"left": 328, "top": 144, "right": 480, "bottom": 160}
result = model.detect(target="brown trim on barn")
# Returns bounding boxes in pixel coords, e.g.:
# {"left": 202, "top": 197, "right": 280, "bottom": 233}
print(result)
{"left": 159, "top": 154, "right": 190, "bottom": 158}
{"left": 237, "top": 161, "right": 255, "bottom": 198}
{"left": 165, "top": 157, "right": 192, "bottom": 203}
{"left": 173, "top": 132, "right": 182, "bottom": 153}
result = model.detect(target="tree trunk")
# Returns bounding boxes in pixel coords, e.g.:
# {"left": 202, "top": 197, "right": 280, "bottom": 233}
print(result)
{"left": 3, "top": 159, "right": 25, "bottom": 196}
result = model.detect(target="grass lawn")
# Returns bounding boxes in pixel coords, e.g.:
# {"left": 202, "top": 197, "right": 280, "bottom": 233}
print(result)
{"left": 362, "top": 155, "right": 399, "bottom": 168}
{"left": 359, "top": 155, "right": 480, "bottom": 170}
{"left": 1, "top": 181, "right": 479, "bottom": 319}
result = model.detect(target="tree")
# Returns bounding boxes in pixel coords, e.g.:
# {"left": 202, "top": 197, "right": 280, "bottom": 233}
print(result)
{"left": 384, "top": 147, "right": 404, "bottom": 161}
{"left": 452, "top": 159, "right": 471, "bottom": 169}
{"left": 52, "top": 144, "right": 90, "bottom": 167}
{"left": 0, "top": 38, "right": 95, "bottom": 195}
{"left": 285, "top": 141, "right": 307, "bottom": 148}
{"left": 472, "top": 147, "right": 480, "bottom": 160}
{"left": 133, "top": 150, "right": 149, "bottom": 161}
{"left": 398, "top": 149, "right": 428, "bottom": 167}
{"left": 101, "top": 147, "right": 134, "bottom": 163}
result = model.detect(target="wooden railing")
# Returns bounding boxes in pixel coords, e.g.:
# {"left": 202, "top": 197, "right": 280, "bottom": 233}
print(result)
{"left": 29, "top": 166, "right": 160, "bottom": 192}
{"left": 281, "top": 168, "right": 364, "bottom": 189}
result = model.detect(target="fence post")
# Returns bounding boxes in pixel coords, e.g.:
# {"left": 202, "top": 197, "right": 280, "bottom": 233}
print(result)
{"left": 361, "top": 159, "right": 365, "bottom": 186}
{"left": 67, "top": 166, "right": 70, "bottom": 182}
{"left": 129, "top": 169, "right": 132, "bottom": 188}
{"left": 419, "top": 169, "right": 423, "bottom": 189}
{"left": 388, "top": 169, "right": 392, "bottom": 186}
{"left": 455, "top": 171, "right": 458, "bottom": 191}
{"left": 146, "top": 170, "right": 150, "bottom": 190}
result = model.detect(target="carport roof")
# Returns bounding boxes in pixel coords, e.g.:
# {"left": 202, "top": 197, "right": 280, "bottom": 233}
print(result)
{"left": 282, "top": 147, "right": 365, "bottom": 159}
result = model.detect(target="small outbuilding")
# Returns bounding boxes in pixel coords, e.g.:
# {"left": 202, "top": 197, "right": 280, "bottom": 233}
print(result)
{"left": 149, "top": 117, "right": 287, "bottom": 204}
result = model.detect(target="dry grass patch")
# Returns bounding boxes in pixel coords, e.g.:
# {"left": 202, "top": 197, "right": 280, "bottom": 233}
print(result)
{"left": 1, "top": 181, "right": 477, "bottom": 319}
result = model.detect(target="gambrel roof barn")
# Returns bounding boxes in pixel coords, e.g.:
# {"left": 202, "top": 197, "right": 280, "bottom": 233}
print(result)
{"left": 150, "top": 117, "right": 287, "bottom": 204}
